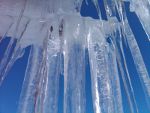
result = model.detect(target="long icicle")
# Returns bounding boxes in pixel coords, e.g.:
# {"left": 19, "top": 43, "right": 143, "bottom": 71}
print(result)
{"left": 112, "top": 27, "right": 139, "bottom": 113}
{"left": 102, "top": 1, "right": 139, "bottom": 112}
{"left": 39, "top": 17, "right": 63, "bottom": 113}
{"left": 120, "top": 1, "right": 150, "bottom": 111}
{"left": 87, "top": 21, "right": 121, "bottom": 113}
{"left": 124, "top": 20, "right": 150, "bottom": 110}
{"left": 17, "top": 45, "right": 45, "bottom": 113}
{"left": 63, "top": 15, "right": 86, "bottom": 113}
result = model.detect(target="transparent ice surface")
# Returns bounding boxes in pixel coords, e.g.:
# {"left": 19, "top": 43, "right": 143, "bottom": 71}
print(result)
{"left": 0, "top": 0, "right": 150, "bottom": 113}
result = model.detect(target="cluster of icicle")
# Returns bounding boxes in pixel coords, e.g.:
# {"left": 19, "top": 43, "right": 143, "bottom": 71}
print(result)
{"left": 0, "top": 0, "right": 150, "bottom": 113}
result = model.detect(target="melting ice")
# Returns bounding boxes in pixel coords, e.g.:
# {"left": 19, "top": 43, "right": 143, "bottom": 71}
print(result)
{"left": 0, "top": 0, "right": 150, "bottom": 113}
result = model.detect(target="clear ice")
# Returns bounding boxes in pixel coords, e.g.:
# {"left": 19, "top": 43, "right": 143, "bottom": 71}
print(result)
{"left": 0, "top": 0, "right": 150, "bottom": 113}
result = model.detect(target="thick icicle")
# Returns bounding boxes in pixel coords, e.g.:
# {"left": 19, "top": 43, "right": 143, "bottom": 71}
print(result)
{"left": 113, "top": 27, "right": 139, "bottom": 113}
{"left": 18, "top": 15, "right": 64, "bottom": 113}
{"left": 87, "top": 20, "right": 123, "bottom": 113}
{"left": 88, "top": 33, "right": 114, "bottom": 113}
{"left": 99, "top": 2, "right": 140, "bottom": 112}
{"left": 41, "top": 17, "right": 63, "bottom": 113}
{"left": 106, "top": 37, "right": 124, "bottom": 113}
{"left": 17, "top": 46, "right": 45, "bottom": 113}
{"left": 124, "top": 20, "right": 150, "bottom": 109}
{"left": 116, "top": 1, "right": 150, "bottom": 110}
{"left": 63, "top": 15, "right": 86, "bottom": 113}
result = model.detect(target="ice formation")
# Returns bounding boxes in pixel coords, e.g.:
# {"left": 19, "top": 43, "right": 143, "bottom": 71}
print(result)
{"left": 0, "top": 0, "right": 150, "bottom": 113}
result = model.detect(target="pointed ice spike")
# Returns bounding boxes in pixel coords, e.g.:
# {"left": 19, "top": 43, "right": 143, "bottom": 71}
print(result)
{"left": 0, "top": 17, "right": 29, "bottom": 86}
{"left": 0, "top": 38, "right": 16, "bottom": 85}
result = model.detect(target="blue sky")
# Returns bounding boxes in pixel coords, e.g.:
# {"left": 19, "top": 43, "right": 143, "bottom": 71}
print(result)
{"left": 0, "top": 0, "right": 150, "bottom": 113}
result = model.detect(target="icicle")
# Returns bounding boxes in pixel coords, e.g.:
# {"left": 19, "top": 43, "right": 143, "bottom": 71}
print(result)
{"left": 0, "top": 43, "right": 25, "bottom": 86}
{"left": 85, "top": 19, "right": 101, "bottom": 113}
{"left": 40, "top": 16, "right": 63, "bottom": 113}
{"left": 100, "top": 2, "right": 140, "bottom": 112}
{"left": 0, "top": 0, "right": 28, "bottom": 85}
{"left": 63, "top": 15, "right": 86, "bottom": 113}
{"left": 17, "top": 46, "right": 45, "bottom": 113}
{"left": 106, "top": 38, "right": 124, "bottom": 113}
{"left": 0, "top": 17, "right": 29, "bottom": 86}
{"left": 87, "top": 19, "right": 124, "bottom": 113}
{"left": 0, "top": 38, "right": 16, "bottom": 85}
{"left": 112, "top": 25, "right": 139, "bottom": 113}
{"left": 17, "top": 15, "right": 65, "bottom": 113}
{"left": 115, "top": 1, "right": 150, "bottom": 110}
{"left": 124, "top": 20, "right": 150, "bottom": 109}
